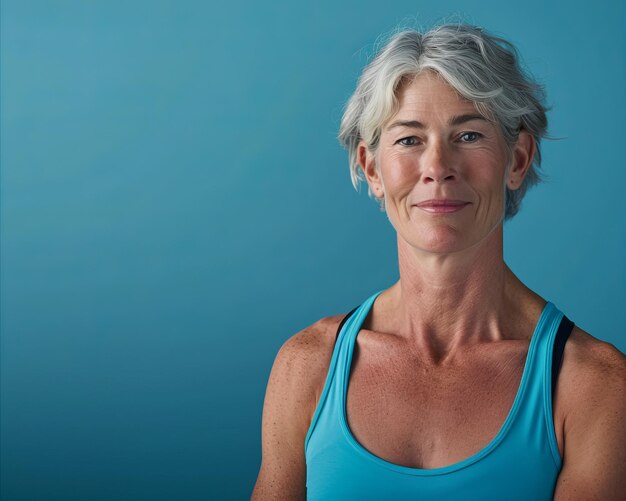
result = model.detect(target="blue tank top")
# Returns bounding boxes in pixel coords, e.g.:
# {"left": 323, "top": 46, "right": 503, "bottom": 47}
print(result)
{"left": 305, "top": 290, "right": 565, "bottom": 500}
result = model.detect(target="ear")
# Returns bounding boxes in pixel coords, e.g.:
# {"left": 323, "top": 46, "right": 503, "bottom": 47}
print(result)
{"left": 506, "top": 131, "right": 536, "bottom": 190}
{"left": 357, "top": 141, "right": 384, "bottom": 198}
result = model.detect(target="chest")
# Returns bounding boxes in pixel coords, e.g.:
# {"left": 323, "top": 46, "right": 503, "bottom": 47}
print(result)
{"left": 345, "top": 337, "right": 529, "bottom": 469}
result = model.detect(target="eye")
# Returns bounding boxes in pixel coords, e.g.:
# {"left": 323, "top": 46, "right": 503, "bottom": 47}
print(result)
{"left": 396, "top": 136, "right": 420, "bottom": 146}
{"left": 458, "top": 131, "right": 482, "bottom": 142}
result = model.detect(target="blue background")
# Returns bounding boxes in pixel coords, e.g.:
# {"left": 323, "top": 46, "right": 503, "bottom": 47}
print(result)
{"left": 2, "top": 1, "right": 624, "bottom": 499}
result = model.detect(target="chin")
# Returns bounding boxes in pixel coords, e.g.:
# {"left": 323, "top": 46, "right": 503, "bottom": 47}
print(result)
{"left": 404, "top": 226, "right": 469, "bottom": 255}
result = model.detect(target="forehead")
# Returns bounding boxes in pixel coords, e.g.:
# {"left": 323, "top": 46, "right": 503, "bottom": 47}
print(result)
{"left": 393, "top": 71, "right": 479, "bottom": 120}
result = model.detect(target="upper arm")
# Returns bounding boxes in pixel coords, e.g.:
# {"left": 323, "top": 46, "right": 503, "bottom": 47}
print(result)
{"left": 251, "top": 317, "right": 340, "bottom": 501}
{"left": 553, "top": 332, "right": 626, "bottom": 500}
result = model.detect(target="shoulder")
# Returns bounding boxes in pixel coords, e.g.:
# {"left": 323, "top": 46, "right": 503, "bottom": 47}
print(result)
{"left": 251, "top": 313, "right": 351, "bottom": 499}
{"left": 559, "top": 326, "right": 625, "bottom": 398}
{"left": 557, "top": 326, "right": 625, "bottom": 450}
{"left": 279, "top": 313, "right": 345, "bottom": 358}
{"left": 270, "top": 313, "right": 349, "bottom": 423}
{"left": 553, "top": 329, "right": 626, "bottom": 498}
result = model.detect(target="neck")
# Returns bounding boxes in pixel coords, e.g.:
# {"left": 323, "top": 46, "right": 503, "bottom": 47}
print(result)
{"left": 375, "top": 227, "right": 539, "bottom": 363}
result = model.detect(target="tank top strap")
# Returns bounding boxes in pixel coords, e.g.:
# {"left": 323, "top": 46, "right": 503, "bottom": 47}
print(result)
{"left": 339, "top": 290, "right": 382, "bottom": 343}
{"left": 507, "top": 301, "right": 565, "bottom": 468}
{"left": 305, "top": 290, "right": 383, "bottom": 453}
{"left": 305, "top": 294, "right": 567, "bottom": 499}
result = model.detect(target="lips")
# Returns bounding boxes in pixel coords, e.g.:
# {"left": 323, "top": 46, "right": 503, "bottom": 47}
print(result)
{"left": 415, "top": 199, "right": 470, "bottom": 213}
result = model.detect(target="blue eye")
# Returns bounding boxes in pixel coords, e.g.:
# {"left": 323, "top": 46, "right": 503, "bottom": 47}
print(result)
{"left": 397, "top": 136, "right": 419, "bottom": 146}
{"left": 459, "top": 132, "right": 481, "bottom": 142}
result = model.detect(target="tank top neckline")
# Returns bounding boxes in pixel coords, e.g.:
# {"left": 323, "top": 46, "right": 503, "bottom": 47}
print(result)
{"left": 338, "top": 290, "right": 556, "bottom": 477}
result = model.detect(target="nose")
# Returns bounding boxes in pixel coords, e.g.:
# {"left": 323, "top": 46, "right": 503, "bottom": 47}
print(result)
{"left": 422, "top": 140, "right": 457, "bottom": 184}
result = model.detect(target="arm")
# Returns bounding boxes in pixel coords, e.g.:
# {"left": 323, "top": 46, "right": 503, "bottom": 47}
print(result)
{"left": 553, "top": 332, "right": 626, "bottom": 500}
{"left": 251, "top": 318, "right": 339, "bottom": 500}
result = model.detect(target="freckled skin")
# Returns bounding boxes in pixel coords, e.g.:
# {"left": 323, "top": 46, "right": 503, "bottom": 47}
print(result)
{"left": 252, "top": 70, "right": 626, "bottom": 501}
{"left": 361, "top": 71, "right": 514, "bottom": 257}
{"left": 346, "top": 318, "right": 530, "bottom": 469}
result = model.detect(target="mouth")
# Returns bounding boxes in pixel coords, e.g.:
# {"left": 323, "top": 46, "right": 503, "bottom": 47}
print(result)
{"left": 414, "top": 199, "right": 470, "bottom": 214}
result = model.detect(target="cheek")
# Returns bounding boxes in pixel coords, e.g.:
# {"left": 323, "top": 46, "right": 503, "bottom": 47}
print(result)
{"left": 472, "top": 170, "right": 507, "bottom": 221}
{"left": 380, "top": 157, "right": 418, "bottom": 195}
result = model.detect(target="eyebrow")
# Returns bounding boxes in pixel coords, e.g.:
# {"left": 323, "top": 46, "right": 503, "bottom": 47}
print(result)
{"left": 386, "top": 114, "right": 490, "bottom": 130}
{"left": 450, "top": 113, "right": 490, "bottom": 126}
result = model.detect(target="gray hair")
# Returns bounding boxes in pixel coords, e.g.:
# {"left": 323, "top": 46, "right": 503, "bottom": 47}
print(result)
{"left": 338, "top": 23, "right": 548, "bottom": 219}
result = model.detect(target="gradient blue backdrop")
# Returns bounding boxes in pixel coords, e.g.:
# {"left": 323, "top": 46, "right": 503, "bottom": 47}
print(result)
{"left": 2, "top": 1, "right": 624, "bottom": 499}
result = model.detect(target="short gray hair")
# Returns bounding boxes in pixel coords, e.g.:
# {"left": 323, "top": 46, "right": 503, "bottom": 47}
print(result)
{"left": 338, "top": 23, "right": 548, "bottom": 219}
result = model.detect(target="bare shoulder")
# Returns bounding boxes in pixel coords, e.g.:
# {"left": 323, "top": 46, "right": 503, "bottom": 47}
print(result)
{"left": 273, "top": 313, "right": 347, "bottom": 418}
{"left": 553, "top": 327, "right": 626, "bottom": 499}
{"left": 251, "top": 313, "right": 348, "bottom": 500}
{"left": 560, "top": 326, "right": 626, "bottom": 394}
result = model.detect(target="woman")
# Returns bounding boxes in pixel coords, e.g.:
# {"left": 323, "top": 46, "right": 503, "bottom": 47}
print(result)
{"left": 252, "top": 24, "right": 625, "bottom": 500}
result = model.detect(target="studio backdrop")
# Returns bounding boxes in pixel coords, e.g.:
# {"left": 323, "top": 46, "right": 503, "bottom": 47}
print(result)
{"left": 1, "top": 1, "right": 624, "bottom": 500}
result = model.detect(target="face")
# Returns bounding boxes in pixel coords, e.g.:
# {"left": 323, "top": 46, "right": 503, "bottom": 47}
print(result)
{"left": 359, "top": 71, "right": 534, "bottom": 256}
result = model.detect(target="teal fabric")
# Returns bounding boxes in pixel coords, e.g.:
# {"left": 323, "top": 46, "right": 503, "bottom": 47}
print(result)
{"left": 305, "top": 290, "right": 564, "bottom": 500}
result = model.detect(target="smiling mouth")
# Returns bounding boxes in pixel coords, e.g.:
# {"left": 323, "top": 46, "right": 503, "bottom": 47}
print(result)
{"left": 415, "top": 200, "right": 470, "bottom": 214}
